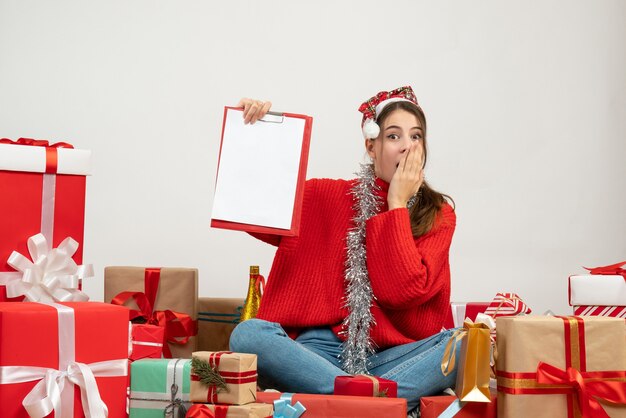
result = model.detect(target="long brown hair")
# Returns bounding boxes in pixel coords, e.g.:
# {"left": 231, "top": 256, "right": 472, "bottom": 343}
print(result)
{"left": 375, "top": 101, "right": 454, "bottom": 237}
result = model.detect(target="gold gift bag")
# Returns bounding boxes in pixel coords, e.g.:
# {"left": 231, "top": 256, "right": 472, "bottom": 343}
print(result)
{"left": 442, "top": 319, "right": 492, "bottom": 403}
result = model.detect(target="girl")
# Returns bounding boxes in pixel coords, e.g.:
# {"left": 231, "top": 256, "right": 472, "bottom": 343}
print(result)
{"left": 230, "top": 86, "right": 458, "bottom": 411}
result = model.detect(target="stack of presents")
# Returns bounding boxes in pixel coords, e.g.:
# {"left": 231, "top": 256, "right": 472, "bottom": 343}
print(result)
{"left": 0, "top": 137, "right": 624, "bottom": 417}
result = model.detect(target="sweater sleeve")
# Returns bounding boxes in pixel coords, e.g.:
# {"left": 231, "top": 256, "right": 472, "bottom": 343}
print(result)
{"left": 248, "top": 232, "right": 282, "bottom": 247}
{"left": 365, "top": 203, "right": 456, "bottom": 309}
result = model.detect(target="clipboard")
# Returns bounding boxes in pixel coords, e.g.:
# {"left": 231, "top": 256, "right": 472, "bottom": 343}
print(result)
{"left": 210, "top": 106, "right": 313, "bottom": 236}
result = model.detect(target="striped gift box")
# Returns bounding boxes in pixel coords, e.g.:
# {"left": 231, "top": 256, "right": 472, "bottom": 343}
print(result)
{"left": 484, "top": 293, "right": 531, "bottom": 317}
{"left": 573, "top": 305, "right": 626, "bottom": 318}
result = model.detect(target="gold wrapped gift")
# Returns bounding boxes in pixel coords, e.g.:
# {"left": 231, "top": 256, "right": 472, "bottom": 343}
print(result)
{"left": 190, "top": 351, "right": 257, "bottom": 406}
{"left": 496, "top": 316, "right": 626, "bottom": 418}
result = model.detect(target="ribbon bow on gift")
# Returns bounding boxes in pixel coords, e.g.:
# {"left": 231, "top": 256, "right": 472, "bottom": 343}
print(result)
{"left": 584, "top": 261, "right": 626, "bottom": 280}
{"left": 0, "top": 137, "right": 74, "bottom": 148}
{"left": 536, "top": 362, "right": 626, "bottom": 418}
{"left": 112, "top": 290, "right": 196, "bottom": 358}
{"left": 3, "top": 360, "right": 124, "bottom": 418}
{"left": 274, "top": 393, "right": 306, "bottom": 418}
{"left": 163, "top": 382, "right": 187, "bottom": 418}
{"left": 185, "top": 404, "right": 248, "bottom": 418}
{"left": 4, "top": 233, "right": 92, "bottom": 302}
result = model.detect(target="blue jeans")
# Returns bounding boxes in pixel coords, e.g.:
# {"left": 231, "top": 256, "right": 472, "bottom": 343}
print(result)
{"left": 230, "top": 319, "right": 460, "bottom": 411}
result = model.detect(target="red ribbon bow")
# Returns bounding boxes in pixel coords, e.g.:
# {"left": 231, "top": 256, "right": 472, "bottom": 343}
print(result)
{"left": 185, "top": 404, "right": 229, "bottom": 418}
{"left": 0, "top": 137, "right": 74, "bottom": 149}
{"left": 536, "top": 362, "right": 626, "bottom": 418}
{"left": 584, "top": 261, "right": 626, "bottom": 281}
{"left": 111, "top": 268, "right": 196, "bottom": 358}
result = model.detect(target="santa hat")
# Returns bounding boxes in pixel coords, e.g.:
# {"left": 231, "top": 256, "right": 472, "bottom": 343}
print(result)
{"left": 358, "top": 86, "right": 420, "bottom": 139}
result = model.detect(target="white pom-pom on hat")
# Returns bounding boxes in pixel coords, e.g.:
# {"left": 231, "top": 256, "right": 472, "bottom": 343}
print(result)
{"left": 362, "top": 118, "right": 380, "bottom": 139}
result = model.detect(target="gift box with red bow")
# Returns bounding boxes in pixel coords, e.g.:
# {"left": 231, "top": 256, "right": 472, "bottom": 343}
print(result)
{"left": 0, "top": 138, "right": 92, "bottom": 302}
{"left": 105, "top": 266, "right": 198, "bottom": 358}
{"left": 189, "top": 351, "right": 257, "bottom": 406}
{"left": 496, "top": 315, "right": 626, "bottom": 417}
{"left": 568, "top": 261, "right": 626, "bottom": 307}
{"left": 0, "top": 302, "right": 129, "bottom": 417}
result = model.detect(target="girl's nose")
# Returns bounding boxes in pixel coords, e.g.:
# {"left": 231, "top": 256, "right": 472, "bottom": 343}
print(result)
{"left": 400, "top": 137, "right": 412, "bottom": 153}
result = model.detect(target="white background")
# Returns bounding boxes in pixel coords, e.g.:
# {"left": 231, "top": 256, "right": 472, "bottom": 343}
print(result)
{"left": 1, "top": 1, "right": 624, "bottom": 316}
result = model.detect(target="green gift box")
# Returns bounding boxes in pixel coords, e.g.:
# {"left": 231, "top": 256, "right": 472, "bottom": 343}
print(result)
{"left": 130, "top": 358, "right": 192, "bottom": 418}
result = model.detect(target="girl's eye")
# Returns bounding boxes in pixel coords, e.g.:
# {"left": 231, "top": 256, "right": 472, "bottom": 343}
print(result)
{"left": 412, "top": 135, "right": 422, "bottom": 141}
{"left": 387, "top": 134, "right": 399, "bottom": 140}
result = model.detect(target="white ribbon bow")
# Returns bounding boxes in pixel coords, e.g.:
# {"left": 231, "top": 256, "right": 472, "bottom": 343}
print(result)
{"left": 474, "top": 313, "right": 496, "bottom": 330}
{"left": 4, "top": 233, "right": 92, "bottom": 302}
{"left": 0, "top": 359, "right": 128, "bottom": 418}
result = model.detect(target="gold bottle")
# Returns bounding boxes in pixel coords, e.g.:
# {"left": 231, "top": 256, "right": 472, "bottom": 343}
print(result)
{"left": 240, "top": 266, "right": 264, "bottom": 322}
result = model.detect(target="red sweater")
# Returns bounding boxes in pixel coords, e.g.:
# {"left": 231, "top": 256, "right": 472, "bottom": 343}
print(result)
{"left": 253, "top": 177, "right": 456, "bottom": 349}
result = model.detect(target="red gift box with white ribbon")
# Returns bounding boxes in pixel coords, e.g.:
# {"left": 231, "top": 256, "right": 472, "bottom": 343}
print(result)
{"left": 0, "top": 302, "right": 129, "bottom": 417}
{"left": 0, "top": 138, "right": 91, "bottom": 302}
{"left": 443, "top": 302, "right": 491, "bottom": 329}
{"left": 129, "top": 323, "right": 165, "bottom": 361}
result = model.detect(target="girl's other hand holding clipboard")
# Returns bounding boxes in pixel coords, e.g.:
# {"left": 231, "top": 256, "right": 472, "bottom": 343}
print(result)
{"left": 237, "top": 98, "right": 272, "bottom": 124}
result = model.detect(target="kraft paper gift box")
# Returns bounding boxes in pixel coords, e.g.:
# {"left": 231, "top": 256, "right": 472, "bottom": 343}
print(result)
{"left": 443, "top": 302, "right": 491, "bottom": 329}
{"left": 197, "top": 297, "right": 244, "bottom": 352}
{"left": 105, "top": 266, "right": 198, "bottom": 358}
{"left": 0, "top": 302, "right": 129, "bottom": 417}
{"left": 190, "top": 351, "right": 257, "bottom": 405}
{"left": 0, "top": 138, "right": 91, "bottom": 301}
{"left": 130, "top": 323, "right": 166, "bottom": 361}
{"left": 129, "top": 358, "right": 191, "bottom": 417}
{"left": 256, "top": 391, "right": 407, "bottom": 418}
{"left": 496, "top": 316, "right": 626, "bottom": 418}
{"left": 333, "top": 375, "right": 397, "bottom": 398}
{"left": 419, "top": 391, "right": 497, "bottom": 418}
{"left": 185, "top": 403, "right": 273, "bottom": 418}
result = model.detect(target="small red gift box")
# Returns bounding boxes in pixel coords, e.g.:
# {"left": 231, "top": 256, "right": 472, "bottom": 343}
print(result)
{"left": 443, "top": 302, "right": 491, "bottom": 329}
{"left": 0, "top": 138, "right": 91, "bottom": 302}
{"left": 333, "top": 374, "right": 397, "bottom": 397}
{"left": 256, "top": 391, "right": 407, "bottom": 418}
{"left": 0, "top": 302, "right": 129, "bottom": 417}
{"left": 130, "top": 323, "right": 165, "bottom": 361}
{"left": 420, "top": 391, "right": 497, "bottom": 418}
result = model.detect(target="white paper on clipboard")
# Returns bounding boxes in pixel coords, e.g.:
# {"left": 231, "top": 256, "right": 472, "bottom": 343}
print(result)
{"left": 211, "top": 107, "right": 309, "bottom": 232}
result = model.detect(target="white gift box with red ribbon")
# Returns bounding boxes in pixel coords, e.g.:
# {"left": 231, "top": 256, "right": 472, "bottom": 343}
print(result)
{"left": 568, "top": 275, "right": 626, "bottom": 306}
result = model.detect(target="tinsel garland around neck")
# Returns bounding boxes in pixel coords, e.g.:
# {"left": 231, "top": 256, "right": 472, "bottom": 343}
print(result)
{"left": 340, "top": 163, "right": 383, "bottom": 374}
